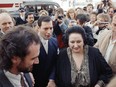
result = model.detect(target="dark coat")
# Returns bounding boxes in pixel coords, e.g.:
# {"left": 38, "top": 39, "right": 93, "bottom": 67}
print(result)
{"left": 83, "top": 26, "right": 94, "bottom": 46}
{"left": 53, "top": 20, "right": 68, "bottom": 48}
{"left": 16, "top": 17, "right": 27, "bottom": 25}
{"left": 0, "top": 31, "right": 3, "bottom": 41}
{"left": 0, "top": 70, "right": 33, "bottom": 87}
{"left": 32, "top": 37, "right": 58, "bottom": 87}
{"left": 56, "top": 46, "right": 113, "bottom": 87}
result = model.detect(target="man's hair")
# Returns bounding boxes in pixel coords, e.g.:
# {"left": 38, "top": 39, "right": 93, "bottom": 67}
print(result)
{"left": 25, "top": 12, "right": 34, "bottom": 19}
{"left": 39, "top": 10, "right": 49, "bottom": 16}
{"left": 90, "top": 12, "right": 97, "bottom": 16}
{"left": 97, "top": 13, "right": 111, "bottom": 22}
{"left": 55, "top": 7, "right": 64, "bottom": 15}
{"left": 0, "top": 25, "right": 40, "bottom": 70}
{"left": 107, "top": 6, "right": 114, "bottom": 12}
{"left": 76, "top": 14, "right": 88, "bottom": 25}
{"left": 37, "top": 16, "right": 52, "bottom": 27}
{"left": 87, "top": 3, "right": 94, "bottom": 9}
{"left": 0, "top": 11, "right": 15, "bottom": 25}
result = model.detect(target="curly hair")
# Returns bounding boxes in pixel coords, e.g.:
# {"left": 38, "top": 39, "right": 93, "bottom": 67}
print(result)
{"left": 0, "top": 25, "right": 40, "bottom": 70}
{"left": 64, "top": 26, "right": 87, "bottom": 46}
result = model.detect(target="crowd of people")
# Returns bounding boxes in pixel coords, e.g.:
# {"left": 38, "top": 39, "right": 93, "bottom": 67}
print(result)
{"left": 0, "top": 0, "right": 116, "bottom": 87}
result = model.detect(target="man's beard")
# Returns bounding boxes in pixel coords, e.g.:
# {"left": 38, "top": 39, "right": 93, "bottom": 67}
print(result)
{"left": 17, "top": 64, "right": 33, "bottom": 73}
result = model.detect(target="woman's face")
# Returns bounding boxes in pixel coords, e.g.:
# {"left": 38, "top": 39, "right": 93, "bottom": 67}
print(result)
{"left": 69, "top": 12, "right": 75, "bottom": 19}
{"left": 87, "top": 6, "right": 93, "bottom": 13}
{"left": 68, "top": 33, "right": 84, "bottom": 53}
{"left": 90, "top": 14, "right": 97, "bottom": 22}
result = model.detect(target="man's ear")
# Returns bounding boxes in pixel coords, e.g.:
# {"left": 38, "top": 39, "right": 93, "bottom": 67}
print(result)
{"left": 26, "top": 18, "right": 28, "bottom": 22}
{"left": 37, "top": 26, "right": 41, "bottom": 31}
{"left": 11, "top": 56, "right": 21, "bottom": 64}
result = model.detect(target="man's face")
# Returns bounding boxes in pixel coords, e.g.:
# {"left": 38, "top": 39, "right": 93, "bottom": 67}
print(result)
{"left": 17, "top": 42, "right": 40, "bottom": 73}
{"left": 26, "top": 14, "right": 34, "bottom": 24}
{"left": 87, "top": 6, "right": 93, "bottom": 13}
{"left": 0, "top": 13, "right": 14, "bottom": 33}
{"left": 39, "top": 21, "right": 53, "bottom": 40}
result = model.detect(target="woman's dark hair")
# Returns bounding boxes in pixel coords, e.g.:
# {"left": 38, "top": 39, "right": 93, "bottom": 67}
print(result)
{"left": 0, "top": 25, "right": 40, "bottom": 70}
{"left": 64, "top": 26, "right": 87, "bottom": 46}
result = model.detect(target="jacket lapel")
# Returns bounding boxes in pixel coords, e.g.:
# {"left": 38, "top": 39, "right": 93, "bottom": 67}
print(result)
{"left": 24, "top": 73, "right": 33, "bottom": 87}
{"left": 0, "top": 70, "right": 14, "bottom": 87}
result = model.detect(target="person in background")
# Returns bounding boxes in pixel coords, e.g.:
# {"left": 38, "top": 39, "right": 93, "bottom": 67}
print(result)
{"left": 0, "top": 25, "right": 41, "bottom": 87}
{"left": 39, "top": 10, "right": 49, "bottom": 16}
{"left": 25, "top": 12, "right": 35, "bottom": 28}
{"left": 107, "top": 7, "right": 115, "bottom": 19}
{"left": 97, "top": 0, "right": 114, "bottom": 13}
{"left": 56, "top": 26, "right": 113, "bottom": 87}
{"left": 33, "top": 20, "right": 39, "bottom": 32}
{"left": 75, "top": 7, "right": 85, "bottom": 16}
{"left": 16, "top": 7, "right": 27, "bottom": 25}
{"left": 86, "top": 12, "right": 98, "bottom": 43}
{"left": 86, "top": 3, "right": 94, "bottom": 15}
{"left": 76, "top": 14, "right": 94, "bottom": 46}
{"left": 64, "top": 8, "right": 76, "bottom": 28}
{"left": 94, "top": 14, "right": 116, "bottom": 75}
{"left": 0, "top": 12, "right": 14, "bottom": 40}
{"left": 94, "top": 13, "right": 111, "bottom": 41}
{"left": 32, "top": 16, "right": 58, "bottom": 87}
{"left": 53, "top": 8, "right": 68, "bottom": 49}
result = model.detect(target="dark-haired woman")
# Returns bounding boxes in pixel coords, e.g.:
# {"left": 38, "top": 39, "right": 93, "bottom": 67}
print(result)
{"left": 56, "top": 26, "right": 112, "bottom": 87}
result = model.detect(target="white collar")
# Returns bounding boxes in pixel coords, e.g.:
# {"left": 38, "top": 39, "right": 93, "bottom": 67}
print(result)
{"left": 38, "top": 33, "right": 48, "bottom": 44}
{"left": 4, "top": 70, "right": 21, "bottom": 81}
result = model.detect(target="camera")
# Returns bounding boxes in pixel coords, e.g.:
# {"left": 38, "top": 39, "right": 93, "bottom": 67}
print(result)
{"left": 99, "top": 22, "right": 109, "bottom": 24}
{"left": 58, "top": 16, "right": 63, "bottom": 20}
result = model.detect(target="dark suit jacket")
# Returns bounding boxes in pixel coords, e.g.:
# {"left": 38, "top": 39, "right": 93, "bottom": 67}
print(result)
{"left": 56, "top": 46, "right": 113, "bottom": 87}
{"left": 32, "top": 37, "right": 58, "bottom": 87}
{"left": 16, "top": 17, "right": 27, "bottom": 26}
{"left": 0, "top": 70, "right": 33, "bottom": 87}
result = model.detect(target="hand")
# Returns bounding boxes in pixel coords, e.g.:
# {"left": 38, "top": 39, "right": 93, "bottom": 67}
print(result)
{"left": 57, "top": 18, "right": 63, "bottom": 24}
{"left": 94, "top": 84, "right": 100, "bottom": 87}
{"left": 47, "top": 80, "right": 56, "bottom": 87}
{"left": 98, "top": 2, "right": 104, "bottom": 8}
{"left": 93, "top": 20, "right": 100, "bottom": 26}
